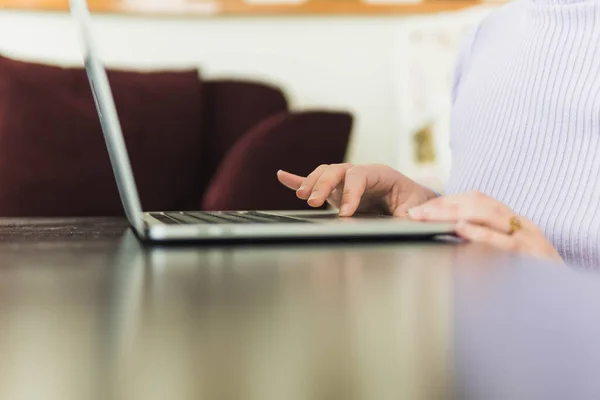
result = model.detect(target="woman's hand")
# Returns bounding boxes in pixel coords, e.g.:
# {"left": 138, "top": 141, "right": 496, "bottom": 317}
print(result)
{"left": 277, "top": 164, "right": 438, "bottom": 217}
{"left": 408, "top": 191, "right": 562, "bottom": 261}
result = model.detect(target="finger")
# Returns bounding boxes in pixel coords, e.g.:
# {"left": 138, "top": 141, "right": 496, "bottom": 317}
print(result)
{"left": 409, "top": 192, "right": 478, "bottom": 214}
{"left": 296, "top": 165, "right": 329, "bottom": 200}
{"left": 339, "top": 167, "right": 368, "bottom": 216}
{"left": 455, "top": 221, "right": 517, "bottom": 252}
{"left": 277, "top": 170, "right": 305, "bottom": 191}
{"left": 308, "top": 164, "right": 351, "bottom": 207}
{"left": 408, "top": 191, "right": 514, "bottom": 234}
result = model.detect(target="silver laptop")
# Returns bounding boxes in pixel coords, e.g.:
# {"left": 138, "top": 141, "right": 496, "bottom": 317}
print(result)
{"left": 69, "top": 0, "right": 455, "bottom": 242}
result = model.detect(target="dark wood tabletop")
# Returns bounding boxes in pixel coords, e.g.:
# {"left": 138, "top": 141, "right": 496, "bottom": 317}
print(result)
{"left": 0, "top": 217, "right": 599, "bottom": 400}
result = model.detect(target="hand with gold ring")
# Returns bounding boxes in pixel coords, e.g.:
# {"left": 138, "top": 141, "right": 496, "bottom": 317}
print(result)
{"left": 408, "top": 191, "right": 562, "bottom": 261}
{"left": 508, "top": 216, "right": 522, "bottom": 235}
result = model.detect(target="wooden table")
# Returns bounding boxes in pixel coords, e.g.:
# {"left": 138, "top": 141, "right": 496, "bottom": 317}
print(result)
{"left": 0, "top": 218, "right": 599, "bottom": 400}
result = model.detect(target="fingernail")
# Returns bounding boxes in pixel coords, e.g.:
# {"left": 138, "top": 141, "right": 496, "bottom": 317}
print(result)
{"left": 340, "top": 205, "right": 351, "bottom": 216}
{"left": 308, "top": 193, "right": 318, "bottom": 201}
{"left": 408, "top": 207, "right": 422, "bottom": 218}
{"left": 297, "top": 186, "right": 308, "bottom": 192}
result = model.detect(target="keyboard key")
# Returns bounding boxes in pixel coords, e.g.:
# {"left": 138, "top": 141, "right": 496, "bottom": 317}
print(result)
{"left": 149, "top": 213, "right": 180, "bottom": 224}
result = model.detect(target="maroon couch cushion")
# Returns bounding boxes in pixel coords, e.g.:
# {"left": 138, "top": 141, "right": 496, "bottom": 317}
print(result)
{"left": 203, "top": 111, "right": 352, "bottom": 211}
{"left": 193, "top": 80, "right": 288, "bottom": 201}
{"left": 0, "top": 54, "right": 204, "bottom": 217}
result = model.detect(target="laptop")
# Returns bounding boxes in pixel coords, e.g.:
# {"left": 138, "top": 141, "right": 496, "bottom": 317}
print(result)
{"left": 69, "top": 0, "right": 455, "bottom": 242}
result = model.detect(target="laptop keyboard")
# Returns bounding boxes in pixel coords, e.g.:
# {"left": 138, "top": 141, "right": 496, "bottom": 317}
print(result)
{"left": 149, "top": 211, "right": 312, "bottom": 225}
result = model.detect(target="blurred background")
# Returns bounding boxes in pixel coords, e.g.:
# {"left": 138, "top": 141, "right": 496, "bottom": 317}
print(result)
{"left": 0, "top": 0, "right": 503, "bottom": 216}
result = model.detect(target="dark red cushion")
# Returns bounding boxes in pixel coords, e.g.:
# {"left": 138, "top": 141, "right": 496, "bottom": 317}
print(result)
{"left": 193, "top": 80, "right": 288, "bottom": 201}
{"left": 0, "top": 54, "right": 204, "bottom": 217}
{"left": 203, "top": 111, "right": 352, "bottom": 211}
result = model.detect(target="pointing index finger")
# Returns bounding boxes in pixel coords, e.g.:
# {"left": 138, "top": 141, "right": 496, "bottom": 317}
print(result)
{"left": 277, "top": 170, "right": 305, "bottom": 191}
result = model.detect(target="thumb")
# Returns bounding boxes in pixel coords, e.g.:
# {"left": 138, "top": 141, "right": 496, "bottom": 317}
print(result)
{"left": 392, "top": 208, "right": 410, "bottom": 217}
{"left": 392, "top": 193, "right": 433, "bottom": 217}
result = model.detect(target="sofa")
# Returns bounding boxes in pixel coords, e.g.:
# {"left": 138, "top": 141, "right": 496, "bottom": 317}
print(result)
{"left": 0, "top": 54, "right": 352, "bottom": 217}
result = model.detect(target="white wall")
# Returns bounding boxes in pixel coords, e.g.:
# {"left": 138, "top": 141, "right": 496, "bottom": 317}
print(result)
{"left": 0, "top": 8, "right": 492, "bottom": 190}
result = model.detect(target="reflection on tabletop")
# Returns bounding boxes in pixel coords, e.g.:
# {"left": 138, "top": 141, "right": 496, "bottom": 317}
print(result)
{"left": 111, "top": 235, "right": 456, "bottom": 400}
{"left": 0, "top": 229, "right": 598, "bottom": 400}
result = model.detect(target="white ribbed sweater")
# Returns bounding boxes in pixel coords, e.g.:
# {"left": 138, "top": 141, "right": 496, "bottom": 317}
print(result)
{"left": 445, "top": 0, "right": 600, "bottom": 267}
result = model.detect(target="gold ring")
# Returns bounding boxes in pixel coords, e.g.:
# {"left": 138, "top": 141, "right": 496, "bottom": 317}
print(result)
{"left": 508, "top": 216, "right": 522, "bottom": 235}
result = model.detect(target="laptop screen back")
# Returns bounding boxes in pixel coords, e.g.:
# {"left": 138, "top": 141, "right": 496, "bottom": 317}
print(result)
{"left": 69, "top": 0, "right": 145, "bottom": 237}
